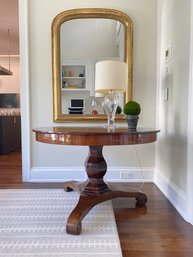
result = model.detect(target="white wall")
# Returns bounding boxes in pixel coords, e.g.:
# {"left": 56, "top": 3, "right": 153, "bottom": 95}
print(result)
{"left": 0, "top": 56, "right": 20, "bottom": 93}
{"left": 156, "top": 0, "right": 191, "bottom": 221}
{"left": 21, "top": 0, "right": 157, "bottom": 182}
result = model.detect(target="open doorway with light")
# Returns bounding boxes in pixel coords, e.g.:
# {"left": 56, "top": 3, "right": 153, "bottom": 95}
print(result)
{"left": 0, "top": 0, "right": 22, "bottom": 184}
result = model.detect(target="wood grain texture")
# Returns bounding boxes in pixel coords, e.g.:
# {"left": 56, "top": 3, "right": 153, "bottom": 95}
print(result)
{"left": 0, "top": 149, "right": 22, "bottom": 184}
{"left": 1, "top": 151, "right": 193, "bottom": 256}
{"left": 33, "top": 127, "right": 160, "bottom": 146}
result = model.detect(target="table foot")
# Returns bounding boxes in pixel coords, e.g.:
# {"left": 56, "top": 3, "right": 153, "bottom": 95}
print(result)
{"left": 135, "top": 193, "right": 147, "bottom": 207}
{"left": 64, "top": 180, "right": 88, "bottom": 193}
{"left": 66, "top": 195, "right": 95, "bottom": 235}
{"left": 108, "top": 190, "right": 147, "bottom": 207}
{"left": 109, "top": 185, "right": 147, "bottom": 207}
{"left": 66, "top": 189, "right": 147, "bottom": 235}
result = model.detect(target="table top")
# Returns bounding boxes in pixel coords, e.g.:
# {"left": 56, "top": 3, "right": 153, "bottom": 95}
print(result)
{"left": 33, "top": 127, "right": 160, "bottom": 146}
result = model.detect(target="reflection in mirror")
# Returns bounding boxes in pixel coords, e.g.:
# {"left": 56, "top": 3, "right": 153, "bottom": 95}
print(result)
{"left": 52, "top": 8, "right": 133, "bottom": 122}
{"left": 60, "top": 19, "right": 125, "bottom": 115}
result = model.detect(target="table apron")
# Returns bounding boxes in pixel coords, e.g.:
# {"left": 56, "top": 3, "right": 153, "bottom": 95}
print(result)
{"left": 35, "top": 132, "right": 157, "bottom": 146}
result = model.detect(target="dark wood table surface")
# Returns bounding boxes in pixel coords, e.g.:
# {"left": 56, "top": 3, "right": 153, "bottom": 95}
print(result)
{"left": 33, "top": 127, "right": 160, "bottom": 235}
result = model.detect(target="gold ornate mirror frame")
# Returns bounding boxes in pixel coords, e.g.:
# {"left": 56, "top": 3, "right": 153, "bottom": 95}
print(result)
{"left": 52, "top": 8, "right": 133, "bottom": 122}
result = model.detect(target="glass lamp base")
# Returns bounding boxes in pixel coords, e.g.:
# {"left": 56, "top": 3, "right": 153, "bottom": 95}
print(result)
{"left": 102, "top": 94, "right": 118, "bottom": 131}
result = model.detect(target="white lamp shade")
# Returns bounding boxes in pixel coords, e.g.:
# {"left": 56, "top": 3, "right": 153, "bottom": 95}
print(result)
{"left": 95, "top": 60, "right": 128, "bottom": 94}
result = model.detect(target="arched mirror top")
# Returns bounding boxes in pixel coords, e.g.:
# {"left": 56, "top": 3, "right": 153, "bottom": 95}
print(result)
{"left": 52, "top": 8, "right": 133, "bottom": 122}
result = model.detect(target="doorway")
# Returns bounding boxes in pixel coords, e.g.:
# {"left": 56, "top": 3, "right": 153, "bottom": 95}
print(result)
{"left": 0, "top": 0, "right": 22, "bottom": 184}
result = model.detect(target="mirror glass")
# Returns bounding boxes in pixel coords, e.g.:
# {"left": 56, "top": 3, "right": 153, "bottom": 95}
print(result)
{"left": 52, "top": 8, "right": 133, "bottom": 122}
{"left": 60, "top": 18, "right": 124, "bottom": 115}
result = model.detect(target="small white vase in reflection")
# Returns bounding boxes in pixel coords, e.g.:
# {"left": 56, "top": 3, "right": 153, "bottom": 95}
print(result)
{"left": 102, "top": 94, "right": 118, "bottom": 130}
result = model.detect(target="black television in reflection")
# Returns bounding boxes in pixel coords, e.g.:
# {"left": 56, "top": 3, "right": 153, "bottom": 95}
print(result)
{"left": 0, "top": 93, "right": 19, "bottom": 108}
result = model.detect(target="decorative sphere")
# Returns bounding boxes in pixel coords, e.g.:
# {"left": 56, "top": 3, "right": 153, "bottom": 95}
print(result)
{"left": 123, "top": 101, "right": 141, "bottom": 115}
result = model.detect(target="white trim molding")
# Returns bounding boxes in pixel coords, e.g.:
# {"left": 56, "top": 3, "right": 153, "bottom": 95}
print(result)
{"left": 187, "top": 0, "right": 193, "bottom": 225}
{"left": 155, "top": 170, "right": 188, "bottom": 223}
{"left": 30, "top": 167, "right": 86, "bottom": 182}
{"left": 19, "top": 0, "right": 31, "bottom": 182}
{"left": 30, "top": 166, "right": 155, "bottom": 183}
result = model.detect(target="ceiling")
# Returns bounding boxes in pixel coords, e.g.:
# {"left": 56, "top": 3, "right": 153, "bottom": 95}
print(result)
{"left": 0, "top": 0, "right": 19, "bottom": 55}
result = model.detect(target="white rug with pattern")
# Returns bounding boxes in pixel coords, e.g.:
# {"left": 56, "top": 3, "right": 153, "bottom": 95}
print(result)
{"left": 0, "top": 189, "right": 122, "bottom": 257}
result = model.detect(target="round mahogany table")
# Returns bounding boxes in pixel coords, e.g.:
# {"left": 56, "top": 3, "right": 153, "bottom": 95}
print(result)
{"left": 33, "top": 127, "right": 160, "bottom": 235}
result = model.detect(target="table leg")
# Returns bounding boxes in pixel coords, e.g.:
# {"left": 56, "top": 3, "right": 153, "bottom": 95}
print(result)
{"left": 66, "top": 195, "right": 97, "bottom": 235}
{"left": 65, "top": 146, "right": 147, "bottom": 235}
{"left": 64, "top": 146, "right": 110, "bottom": 195}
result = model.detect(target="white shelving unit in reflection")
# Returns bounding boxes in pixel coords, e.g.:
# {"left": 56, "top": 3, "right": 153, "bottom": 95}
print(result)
{"left": 61, "top": 60, "right": 89, "bottom": 91}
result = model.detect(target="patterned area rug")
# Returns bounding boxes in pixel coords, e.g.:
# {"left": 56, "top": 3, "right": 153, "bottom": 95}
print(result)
{"left": 0, "top": 189, "right": 122, "bottom": 257}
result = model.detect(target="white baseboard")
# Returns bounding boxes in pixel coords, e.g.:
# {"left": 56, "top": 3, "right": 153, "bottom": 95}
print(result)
{"left": 154, "top": 170, "right": 188, "bottom": 222}
{"left": 30, "top": 167, "right": 86, "bottom": 182}
{"left": 30, "top": 166, "right": 155, "bottom": 183}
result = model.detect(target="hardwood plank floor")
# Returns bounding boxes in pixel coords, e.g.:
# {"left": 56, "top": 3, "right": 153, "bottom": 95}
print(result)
{"left": 0, "top": 150, "right": 193, "bottom": 257}
{"left": 0, "top": 149, "right": 22, "bottom": 184}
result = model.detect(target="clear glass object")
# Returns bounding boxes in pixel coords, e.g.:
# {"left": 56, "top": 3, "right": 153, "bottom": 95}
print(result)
{"left": 102, "top": 94, "right": 118, "bottom": 130}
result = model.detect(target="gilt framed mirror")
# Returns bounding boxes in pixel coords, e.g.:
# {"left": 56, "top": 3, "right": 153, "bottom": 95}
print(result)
{"left": 52, "top": 8, "right": 133, "bottom": 122}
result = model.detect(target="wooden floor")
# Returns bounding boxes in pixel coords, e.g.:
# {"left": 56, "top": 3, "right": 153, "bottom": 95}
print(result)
{"left": 0, "top": 150, "right": 193, "bottom": 257}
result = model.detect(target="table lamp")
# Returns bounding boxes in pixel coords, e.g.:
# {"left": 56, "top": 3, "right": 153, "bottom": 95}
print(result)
{"left": 95, "top": 60, "right": 128, "bottom": 129}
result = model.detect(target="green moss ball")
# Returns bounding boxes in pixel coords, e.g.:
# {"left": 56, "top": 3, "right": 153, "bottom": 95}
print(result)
{"left": 123, "top": 101, "right": 141, "bottom": 115}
